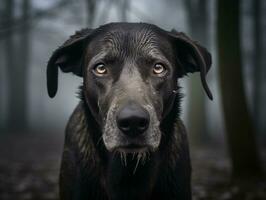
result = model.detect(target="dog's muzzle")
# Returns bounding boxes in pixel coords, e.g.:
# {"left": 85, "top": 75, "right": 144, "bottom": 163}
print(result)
{"left": 103, "top": 99, "right": 161, "bottom": 153}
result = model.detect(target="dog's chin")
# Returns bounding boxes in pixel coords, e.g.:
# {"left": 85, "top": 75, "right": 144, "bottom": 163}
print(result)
{"left": 103, "top": 137, "right": 160, "bottom": 172}
{"left": 104, "top": 142, "right": 159, "bottom": 154}
{"left": 110, "top": 145, "right": 154, "bottom": 173}
{"left": 102, "top": 133, "right": 161, "bottom": 153}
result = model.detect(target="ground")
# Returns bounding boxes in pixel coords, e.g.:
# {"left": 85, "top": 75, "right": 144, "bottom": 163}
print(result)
{"left": 0, "top": 133, "right": 265, "bottom": 200}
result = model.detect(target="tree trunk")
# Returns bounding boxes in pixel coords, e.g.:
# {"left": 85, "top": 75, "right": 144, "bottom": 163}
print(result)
{"left": 184, "top": 0, "right": 209, "bottom": 145}
{"left": 5, "top": 0, "right": 16, "bottom": 131}
{"left": 6, "top": 0, "right": 30, "bottom": 132}
{"left": 0, "top": 3, "right": 6, "bottom": 130}
{"left": 86, "top": 0, "right": 96, "bottom": 27}
{"left": 217, "top": 0, "right": 262, "bottom": 178}
{"left": 120, "top": 0, "right": 129, "bottom": 21}
{"left": 253, "top": 0, "right": 263, "bottom": 134}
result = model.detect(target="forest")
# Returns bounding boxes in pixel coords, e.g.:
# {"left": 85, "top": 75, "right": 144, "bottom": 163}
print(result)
{"left": 0, "top": 0, "right": 266, "bottom": 199}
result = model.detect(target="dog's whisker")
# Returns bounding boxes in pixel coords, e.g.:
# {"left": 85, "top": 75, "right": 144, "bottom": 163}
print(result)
{"left": 123, "top": 152, "right": 127, "bottom": 166}
{"left": 147, "top": 151, "right": 150, "bottom": 160}
{"left": 132, "top": 152, "right": 136, "bottom": 160}
{"left": 119, "top": 151, "right": 122, "bottom": 166}
{"left": 141, "top": 151, "right": 147, "bottom": 165}
{"left": 133, "top": 153, "right": 141, "bottom": 174}
{"left": 119, "top": 152, "right": 124, "bottom": 166}
{"left": 96, "top": 135, "right": 103, "bottom": 146}
{"left": 112, "top": 149, "right": 118, "bottom": 160}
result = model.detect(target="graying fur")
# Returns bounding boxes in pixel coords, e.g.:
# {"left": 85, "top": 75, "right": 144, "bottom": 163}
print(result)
{"left": 103, "top": 67, "right": 161, "bottom": 152}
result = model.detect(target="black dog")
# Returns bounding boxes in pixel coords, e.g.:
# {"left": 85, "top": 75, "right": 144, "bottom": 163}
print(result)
{"left": 46, "top": 22, "right": 212, "bottom": 200}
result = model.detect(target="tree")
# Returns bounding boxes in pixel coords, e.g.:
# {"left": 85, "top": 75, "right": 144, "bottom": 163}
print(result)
{"left": 217, "top": 0, "right": 262, "bottom": 178}
{"left": 5, "top": 0, "right": 31, "bottom": 132}
{"left": 253, "top": 0, "right": 263, "bottom": 134}
{"left": 120, "top": 0, "right": 129, "bottom": 21}
{"left": 183, "top": 0, "right": 210, "bottom": 145}
{"left": 86, "top": 0, "right": 97, "bottom": 27}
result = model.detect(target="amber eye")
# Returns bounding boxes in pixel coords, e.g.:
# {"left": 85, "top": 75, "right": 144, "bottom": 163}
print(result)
{"left": 153, "top": 63, "right": 166, "bottom": 75}
{"left": 93, "top": 63, "right": 107, "bottom": 75}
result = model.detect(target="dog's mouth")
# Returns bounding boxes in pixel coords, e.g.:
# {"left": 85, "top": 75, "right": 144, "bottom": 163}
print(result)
{"left": 112, "top": 144, "right": 151, "bottom": 174}
{"left": 116, "top": 144, "right": 148, "bottom": 153}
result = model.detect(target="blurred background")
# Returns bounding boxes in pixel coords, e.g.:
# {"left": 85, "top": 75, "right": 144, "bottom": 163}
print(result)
{"left": 0, "top": 0, "right": 265, "bottom": 199}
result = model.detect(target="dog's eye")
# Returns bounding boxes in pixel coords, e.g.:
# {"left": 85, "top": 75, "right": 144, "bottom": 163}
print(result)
{"left": 93, "top": 63, "right": 107, "bottom": 75}
{"left": 153, "top": 63, "right": 166, "bottom": 75}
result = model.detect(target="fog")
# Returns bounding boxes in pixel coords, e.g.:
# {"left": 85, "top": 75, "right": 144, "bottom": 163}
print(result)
{"left": 0, "top": 0, "right": 266, "bottom": 199}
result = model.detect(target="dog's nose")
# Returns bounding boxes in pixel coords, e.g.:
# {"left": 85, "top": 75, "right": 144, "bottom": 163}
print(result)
{"left": 116, "top": 103, "right": 150, "bottom": 137}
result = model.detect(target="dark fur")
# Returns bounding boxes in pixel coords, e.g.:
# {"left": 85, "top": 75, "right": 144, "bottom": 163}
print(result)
{"left": 46, "top": 23, "right": 212, "bottom": 200}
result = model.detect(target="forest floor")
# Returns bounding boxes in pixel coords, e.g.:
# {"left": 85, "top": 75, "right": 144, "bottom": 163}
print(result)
{"left": 0, "top": 133, "right": 265, "bottom": 200}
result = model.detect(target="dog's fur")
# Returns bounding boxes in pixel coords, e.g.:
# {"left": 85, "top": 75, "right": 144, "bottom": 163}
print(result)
{"left": 46, "top": 23, "right": 212, "bottom": 200}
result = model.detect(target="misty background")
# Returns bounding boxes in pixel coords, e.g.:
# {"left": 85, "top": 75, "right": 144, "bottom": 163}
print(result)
{"left": 1, "top": 0, "right": 266, "bottom": 141}
{"left": 0, "top": 0, "right": 266, "bottom": 199}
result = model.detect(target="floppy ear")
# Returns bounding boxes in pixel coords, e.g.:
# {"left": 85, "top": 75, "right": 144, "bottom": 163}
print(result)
{"left": 169, "top": 29, "right": 213, "bottom": 100}
{"left": 46, "top": 28, "right": 94, "bottom": 98}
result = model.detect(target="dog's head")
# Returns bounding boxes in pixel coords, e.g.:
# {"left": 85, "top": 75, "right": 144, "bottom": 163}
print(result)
{"left": 47, "top": 23, "right": 212, "bottom": 154}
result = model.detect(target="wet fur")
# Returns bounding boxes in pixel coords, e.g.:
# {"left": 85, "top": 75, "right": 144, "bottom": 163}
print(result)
{"left": 60, "top": 92, "right": 191, "bottom": 200}
{"left": 47, "top": 23, "right": 213, "bottom": 200}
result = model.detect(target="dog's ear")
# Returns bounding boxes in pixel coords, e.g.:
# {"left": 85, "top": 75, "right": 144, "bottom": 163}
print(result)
{"left": 46, "top": 28, "right": 94, "bottom": 98}
{"left": 168, "top": 29, "right": 213, "bottom": 100}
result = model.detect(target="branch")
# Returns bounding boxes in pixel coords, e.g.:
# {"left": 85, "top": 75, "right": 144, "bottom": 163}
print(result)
{"left": 0, "top": 0, "right": 75, "bottom": 38}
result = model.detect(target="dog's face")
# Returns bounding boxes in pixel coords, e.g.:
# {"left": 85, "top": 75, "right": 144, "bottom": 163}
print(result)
{"left": 84, "top": 24, "right": 180, "bottom": 152}
{"left": 46, "top": 23, "right": 212, "bottom": 154}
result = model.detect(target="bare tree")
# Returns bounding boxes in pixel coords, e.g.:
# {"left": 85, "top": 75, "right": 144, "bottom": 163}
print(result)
{"left": 217, "top": 0, "right": 262, "bottom": 178}
{"left": 86, "top": 0, "right": 97, "bottom": 27}
{"left": 5, "top": 0, "right": 17, "bottom": 130}
{"left": 253, "top": 0, "right": 263, "bottom": 134}
{"left": 0, "top": 0, "right": 74, "bottom": 38}
{"left": 4, "top": 0, "right": 31, "bottom": 132}
{"left": 184, "top": 0, "right": 210, "bottom": 145}
{"left": 120, "top": 0, "right": 129, "bottom": 21}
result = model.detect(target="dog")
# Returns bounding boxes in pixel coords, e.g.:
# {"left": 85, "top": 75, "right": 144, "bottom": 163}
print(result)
{"left": 46, "top": 22, "right": 212, "bottom": 200}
